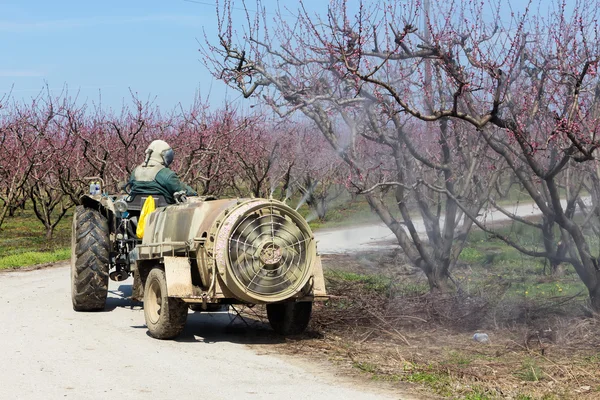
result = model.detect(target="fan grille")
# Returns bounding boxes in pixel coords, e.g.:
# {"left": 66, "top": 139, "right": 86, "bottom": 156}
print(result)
{"left": 227, "top": 204, "right": 312, "bottom": 297}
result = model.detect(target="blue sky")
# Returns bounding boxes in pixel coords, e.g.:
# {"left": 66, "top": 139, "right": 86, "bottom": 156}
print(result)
{"left": 0, "top": 0, "right": 326, "bottom": 110}
{"left": 0, "top": 0, "right": 554, "bottom": 111}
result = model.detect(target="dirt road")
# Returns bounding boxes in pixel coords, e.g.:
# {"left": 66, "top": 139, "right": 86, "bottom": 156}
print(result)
{"left": 314, "top": 198, "right": 590, "bottom": 253}
{"left": 0, "top": 263, "right": 405, "bottom": 400}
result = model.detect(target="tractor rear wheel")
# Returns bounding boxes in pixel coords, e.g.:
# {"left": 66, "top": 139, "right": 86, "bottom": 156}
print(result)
{"left": 266, "top": 302, "right": 312, "bottom": 335}
{"left": 144, "top": 268, "right": 188, "bottom": 339}
{"left": 71, "top": 206, "right": 110, "bottom": 311}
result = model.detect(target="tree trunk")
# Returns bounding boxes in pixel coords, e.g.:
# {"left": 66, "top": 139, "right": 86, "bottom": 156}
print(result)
{"left": 45, "top": 226, "right": 54, "bottom": 240}
{"left": 589, "top": 283, "right": 600, "bottom": 313}
{"left": 316, "top": 198, "right": 328, "bottom": 221}
{"left": 0, "top": 205, "right": 8, "bottom": 231}
{"left": 551, "top": 262, "right": 566, "bottom": 278}
{"left": 424, "top": 264, "right": 450, "bottom": 293}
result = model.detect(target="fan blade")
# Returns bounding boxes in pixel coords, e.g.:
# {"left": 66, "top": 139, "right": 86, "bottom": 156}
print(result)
{"left": 233, "top": 217, "right": 262, "bottom": 243}
{"left": 231, "top": 249, "right": 250, "bottom": 269}
{"left": 248, "top": 272, "right": 286, "bottom": 294}
{"left": 271, "top": 215, "right": 302, "bottom": 244}
{"left": 235, "top": 215, "right": 273, "bottom": 245}
{"left": 279, "top": 245, "right": 300, "bottom": 261}
{"left": 235, "top": 254, "right": 262, "bottom": 283}
{"left": 277, "top": 254, "right": 302, "bottom": 284}
{"left": 229, "top": 234, "right": 255, "bottom": 258}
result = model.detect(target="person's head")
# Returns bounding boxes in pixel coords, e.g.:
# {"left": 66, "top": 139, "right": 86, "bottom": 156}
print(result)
{"left": 144, "top": 140, "right": 174, "bottom": 167}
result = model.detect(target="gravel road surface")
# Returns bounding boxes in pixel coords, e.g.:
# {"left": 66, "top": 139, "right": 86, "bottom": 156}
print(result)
{"left": 0, "top": 264, "right": 405, "bottom": 400}
{"left": 314, "top": 198, "right": 590, "bottom": 253}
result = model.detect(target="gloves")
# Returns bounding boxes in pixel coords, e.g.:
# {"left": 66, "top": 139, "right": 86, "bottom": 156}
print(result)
{"left": 173, "top": 190, "right": 188, "bottom": 204}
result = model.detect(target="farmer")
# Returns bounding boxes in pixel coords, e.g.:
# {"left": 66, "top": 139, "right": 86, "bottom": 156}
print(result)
{"left": 128, "top": 139, "right": 197, "bottom": 204}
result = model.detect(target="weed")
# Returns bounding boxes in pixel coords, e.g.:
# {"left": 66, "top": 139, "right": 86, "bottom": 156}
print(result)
{"left": 353, "top": 361, "right": 378, "bottom": 373}
{"left": 326, "top": 270, "right": 392, "bottom": 293}
{"left": 404, "top": 370, "right": 445, "bottom": 384}
{"left": 460, "top": 247, "right": 485, "bottom": 263}
{"left": 404, "top": 370, "right": 452, "bottom": 396}
{"left": 446, "top": 351, "right": 472, "bottom": 366}
{"left": 515, "top": 395, "right": 534, "bottom": 400}
{"left": 397, "top": 282, "right": 429, "bottom": 296}
{"left": 514, "top": 358, "right": 544, "bottom": 382}
{"left": 463, "top": 389, "right": 495, "bottom": 400}
{"left": 583, "top": 353, "right": 600, "bottom": 363}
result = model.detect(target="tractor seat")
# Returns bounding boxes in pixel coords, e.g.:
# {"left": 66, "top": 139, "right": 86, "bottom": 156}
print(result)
{"left": 125, "top": 194, "right": 169, "bottom": 211}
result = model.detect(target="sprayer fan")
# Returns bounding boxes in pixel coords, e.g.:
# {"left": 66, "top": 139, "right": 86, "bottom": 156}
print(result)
{"left": 227, "top": 204, "right": 312, "bottom": 298}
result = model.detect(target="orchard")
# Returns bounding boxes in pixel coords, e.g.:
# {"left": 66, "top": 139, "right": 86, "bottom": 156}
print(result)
{"left": 204, "top": 0, "right": 600, "bottom": 310}
{"left": 2, "top": 1, "right": 600, "bottom": 397}
{"left": 0, "top": 90, "right": 349, "bottom": 239}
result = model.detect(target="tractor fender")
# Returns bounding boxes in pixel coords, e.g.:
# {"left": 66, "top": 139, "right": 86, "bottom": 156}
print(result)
{"left": 79, "top": 194, "right": 118, "bottom": 233}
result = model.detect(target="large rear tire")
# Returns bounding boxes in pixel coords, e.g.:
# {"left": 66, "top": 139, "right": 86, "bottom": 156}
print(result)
{"left": 71, "top": 206, "right": 110, "bottom": 311}
{"left": 266, "top": 302, "right": 312, "bottom": 335}
{"left": 144, "top": 268, "right": 188, "bottom": 339}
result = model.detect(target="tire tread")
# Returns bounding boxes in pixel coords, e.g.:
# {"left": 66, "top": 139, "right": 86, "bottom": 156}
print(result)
{"left": 71, "top": 206, "right": 110, "bottom": 311}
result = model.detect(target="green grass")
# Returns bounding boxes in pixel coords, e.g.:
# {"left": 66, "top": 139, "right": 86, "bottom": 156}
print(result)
{"left": 463, "top": 390, "right": 495, "bottom": 400}
{"left": 323, "top": 212, "right": 589, "bottom": 307}
{"left": 297, "top": 193, "right": 382, "bottom": 230}
{"left": 0, "top": 248, "right": 70, "bottom": 269}
{"left": 456, "top": 221, "right": 588, "bottom": 303}
{"left": 404, "top": 370, "right": 446, "bottom": 383}
{"left": 459, "top": 247, "right": 486, "bottom": 263}
{"left": 403, "top": 369, "right": 453, "bottom": 396}
{"left": 514, "top": 358, "right": 544, "bottom": 382}
{"left": 288, "top": 189, "right": 409, "bottom": 230}
{"left": 0, "top": 204, "right": 73, "bottom": 268}
{"left": 445, "top": 350, "right": 473, "bottom": 366}
{"left": 326, "top": 270, "right": 393, "bottom": 293}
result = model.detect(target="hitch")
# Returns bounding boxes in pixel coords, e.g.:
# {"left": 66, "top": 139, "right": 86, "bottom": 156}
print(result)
{"left": 110, "top": 270, "right": 130, "bottom": 282}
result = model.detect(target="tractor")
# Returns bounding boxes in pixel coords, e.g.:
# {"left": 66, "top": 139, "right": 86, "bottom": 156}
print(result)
{"left": 71, "top": 184, "right": 327, "bottom": 339}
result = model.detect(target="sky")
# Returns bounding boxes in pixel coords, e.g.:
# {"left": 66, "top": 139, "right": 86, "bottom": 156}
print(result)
{"left": 0, "top": 0, "right": 326, "bottom": 111}
{"left": 0, "top": 0, "right": 556, "bottom": 112}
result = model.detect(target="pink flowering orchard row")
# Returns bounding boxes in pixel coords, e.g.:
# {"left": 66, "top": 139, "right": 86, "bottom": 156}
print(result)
{"left": 0, "top": 92, "right": 350, "bottom": 238}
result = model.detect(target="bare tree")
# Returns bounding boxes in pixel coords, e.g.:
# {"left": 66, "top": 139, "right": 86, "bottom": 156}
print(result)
{"left": 203, "top": 0, "right": 501, "bottom": 292}
{"left": 205, "top": 0, "right": 600, "bottom": 308}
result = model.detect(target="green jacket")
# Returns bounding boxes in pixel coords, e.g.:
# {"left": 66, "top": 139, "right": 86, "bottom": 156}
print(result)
{"left": 129, "top": 165, "right": 197, "bottom": 204}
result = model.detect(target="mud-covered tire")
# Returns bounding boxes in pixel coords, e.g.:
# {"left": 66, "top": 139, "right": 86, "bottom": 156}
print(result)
{"left": 71, "top": 206, "right": 110, "bottom": 311}
{"left": 266, "top": 302, "right": 312, "bottom": 335}
{"left": 144, "top": 268, "right": 188, "bottom": 339}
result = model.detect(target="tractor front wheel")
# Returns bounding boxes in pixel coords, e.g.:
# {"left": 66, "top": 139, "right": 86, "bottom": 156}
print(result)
{"left": 71, "top": 206, "right": 110, "bottom": 311}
